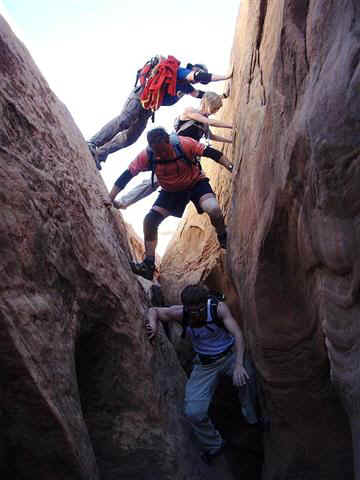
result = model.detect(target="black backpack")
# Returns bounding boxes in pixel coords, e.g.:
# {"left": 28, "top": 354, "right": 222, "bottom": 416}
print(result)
{"left": 181, "top": 293, "right": 226, "bottom": 339}
{"left": 147, "top": 133, "right": 198, "bottom": 187}
{"left": 134, "top": 55, "right": 162, "bottom": 89}
{"left": 173, "top": 116, "right": 210, "bottom": 140}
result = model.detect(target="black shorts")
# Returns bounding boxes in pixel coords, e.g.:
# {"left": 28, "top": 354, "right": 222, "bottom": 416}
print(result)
{"left": 153, "top": 179, "right": 214, "bottom": 218}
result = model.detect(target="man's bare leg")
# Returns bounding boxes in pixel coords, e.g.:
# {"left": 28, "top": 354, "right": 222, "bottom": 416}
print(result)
{"left": 198, "top": 193, "right": 227, "bottom": 248}
{"left": 130, "top": 206, "right": 170, "bottom": 280}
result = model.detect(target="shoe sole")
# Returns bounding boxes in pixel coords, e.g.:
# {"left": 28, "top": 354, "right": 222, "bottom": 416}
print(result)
{"left": 130, "top": 262, "right": 154, "bottom": 281}
{"left": 88, "top": 144, "right": 102, "bottom": 170}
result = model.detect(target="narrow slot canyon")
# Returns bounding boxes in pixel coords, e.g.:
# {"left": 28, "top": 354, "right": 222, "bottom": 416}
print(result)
{"left": 0, "top": 1, "right": 359, "bottom": 479}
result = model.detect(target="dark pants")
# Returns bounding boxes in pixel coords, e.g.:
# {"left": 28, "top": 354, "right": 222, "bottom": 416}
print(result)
{"left": 153, "top": 179, "right": 214, "bottom": 218}
{"left": 89, "top": 88, "right": 152, "bottom": 162}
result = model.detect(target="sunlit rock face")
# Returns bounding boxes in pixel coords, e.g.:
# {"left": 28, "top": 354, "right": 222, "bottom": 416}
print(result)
{"left": 161, "top": 0, "right": 359, "bottom": 478}
{"left": 0, "top": 15, "right": 234, "bottom": 480}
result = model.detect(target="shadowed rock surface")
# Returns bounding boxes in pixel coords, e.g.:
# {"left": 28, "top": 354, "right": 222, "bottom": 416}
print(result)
{"left": 1, "top": 0, "right": 359, "bottom": 478}
{"left": 0, "top": 15, "right": 237, "bottom": 480}
{"left": 161, "top": 0, "right": 358, "bottom": 479}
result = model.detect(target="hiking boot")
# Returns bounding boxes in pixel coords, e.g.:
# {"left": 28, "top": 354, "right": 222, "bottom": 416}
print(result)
{"left": 200, "top": 441, "right": 227, "bottom": 465}
{"left": 130, "top": 260, "right": 155, "bottom": 281}
{"left": 87, "top": 142, "right": 102, "bottom": 170}
{"left": 217, "top": 231, "right": 227, "bottom": 249}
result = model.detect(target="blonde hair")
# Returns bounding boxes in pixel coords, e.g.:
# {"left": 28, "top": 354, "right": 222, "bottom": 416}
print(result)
{"left": 201, "top": 91, "right": 223, "bottom": 114}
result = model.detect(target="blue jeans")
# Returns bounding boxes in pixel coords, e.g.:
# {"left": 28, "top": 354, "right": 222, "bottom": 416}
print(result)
{"left": 184, "top": 351, "right": 258, "bottom": 453}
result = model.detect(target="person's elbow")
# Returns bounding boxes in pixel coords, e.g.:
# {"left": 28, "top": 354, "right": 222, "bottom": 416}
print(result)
{"left": 185, "top": 71, "right": 196, "bottom": 83}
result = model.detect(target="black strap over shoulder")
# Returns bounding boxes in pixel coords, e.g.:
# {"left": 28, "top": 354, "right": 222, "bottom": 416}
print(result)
{"left": 209, "top": 297, "right": 220, "bottom": 325}
{"left": 181, "top": 295, "right": 225, "bottom": 339}
{"left": 181, "top": 306, "right": 189, "bottom": 339}
{"left": 147, "top": 147, "right": 156, "bottom": 188}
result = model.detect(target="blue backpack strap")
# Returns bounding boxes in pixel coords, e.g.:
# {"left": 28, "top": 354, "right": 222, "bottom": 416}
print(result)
{"left": 169, "top": 133, "right": 192, "bottom": 165}
{"left": 169, "top": 132, "right": 181, "bottom": 153}
{"left": 147, "top": 147, "right": 157, "bottom": 187}
{"left": 181, "top": 306, "right": 189, "bottom": 338}
{"left": 208, "top": 296, "right": 226, "bottom": 329}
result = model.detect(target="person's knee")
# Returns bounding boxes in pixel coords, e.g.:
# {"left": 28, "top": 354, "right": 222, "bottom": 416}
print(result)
{"left": 125, "top": 122, "right": 147, "bottom": 146}
{"left": 201, "top": 197, "right": 221, "bottom": 217}
{"left": 144, "top": 209, "right": 164, "bottom": 240}
{"left": 184, "top": 402, "right": 208, "bottom": 424}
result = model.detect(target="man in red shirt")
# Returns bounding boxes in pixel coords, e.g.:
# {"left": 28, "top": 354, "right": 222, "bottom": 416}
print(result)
{"left": 109, "top": 127, "right": 231, "bottom": 280}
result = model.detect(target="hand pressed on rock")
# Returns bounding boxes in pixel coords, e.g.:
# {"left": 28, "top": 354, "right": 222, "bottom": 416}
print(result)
{"left": 113, "top": 199, "right": 127, "bottom": 210}
{"left": 145, "top": 319, "right": 157, "bottom": 341}
{"left": 223, "top": 79, "right": 232, "bottom": 99}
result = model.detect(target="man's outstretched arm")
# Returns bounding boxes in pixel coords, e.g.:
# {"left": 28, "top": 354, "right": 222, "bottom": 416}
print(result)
{"left": 202, "top": 145, "right": 233, "bottom": 172}
{"left": 109, "top": 151, "right": 150, "bottom": 206}
{"left": 109, "top": 169, "right": 134, "bottom": 204}
{"left": 185, "top": 65, "right": 233, "bottom": 84}
{"left": 146, "top": 305, "right": 183, "bottom": 340}
{"left": 115, "top": 177, "right": 159, "bottom": 209}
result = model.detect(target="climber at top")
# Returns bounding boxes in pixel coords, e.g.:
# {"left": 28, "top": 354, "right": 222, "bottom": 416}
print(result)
{"left": 87, "top": 55, "right": 233, "bottom": 169}
{"left": 114, "top": 91, "right": 234, "bottom": 210}
{"left": 145, "top": 283, "right": 259, "bottom": 465}
{"left": 108, "top": 127, "right": 232, "bottom": 281}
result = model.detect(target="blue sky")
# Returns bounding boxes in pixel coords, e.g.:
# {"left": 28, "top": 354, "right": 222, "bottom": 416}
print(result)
{"left": 1, "top": 0, "right": 240, "bottom": 254}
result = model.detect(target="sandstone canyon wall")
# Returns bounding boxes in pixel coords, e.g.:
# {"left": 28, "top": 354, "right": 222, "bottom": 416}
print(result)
{"left": 0, "top": 15, "right": 235, "bottom": 480}
{"left": 161, "top": 0, "right": 359, "bottom": 479}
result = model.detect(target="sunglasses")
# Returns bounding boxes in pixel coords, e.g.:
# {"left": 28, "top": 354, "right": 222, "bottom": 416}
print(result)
{"left": 185, "top": 304, "right": 207, "bottom": 316}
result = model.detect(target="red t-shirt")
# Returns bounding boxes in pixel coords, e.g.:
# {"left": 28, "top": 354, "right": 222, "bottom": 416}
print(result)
{"left": 128, "top": 137, "right": 207, "bottom": 192}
